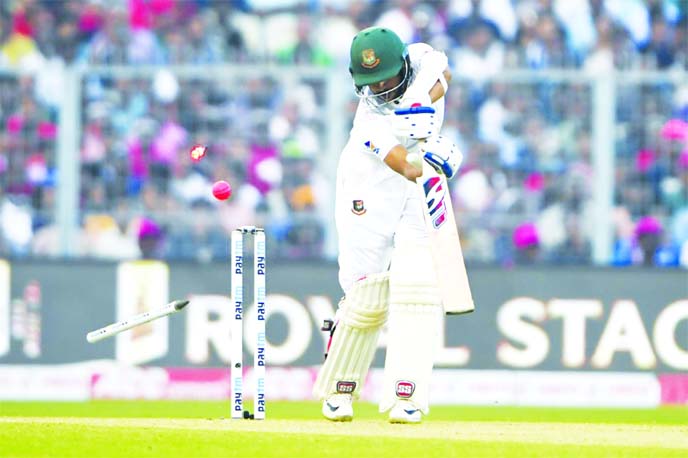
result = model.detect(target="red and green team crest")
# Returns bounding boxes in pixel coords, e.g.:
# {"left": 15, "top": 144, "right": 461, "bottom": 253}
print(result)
{"left": 352, "top": 200, "right": 366, "bottom": 215}
{"left": 361, "top": 49, "right": 380, "bottom": 68}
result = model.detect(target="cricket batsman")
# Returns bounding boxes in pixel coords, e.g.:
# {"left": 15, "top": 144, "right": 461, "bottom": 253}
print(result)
{"left": 312, "top": 27, "right": 463, "bottom": 423}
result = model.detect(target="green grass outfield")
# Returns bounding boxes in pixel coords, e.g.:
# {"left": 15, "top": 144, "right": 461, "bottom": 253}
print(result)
{"left": 1, "top": 401, "right": 687, "bottom": 458}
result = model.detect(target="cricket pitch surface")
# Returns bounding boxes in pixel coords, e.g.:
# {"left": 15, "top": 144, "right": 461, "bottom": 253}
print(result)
{"left": 2, "top": 401, "right": 687, "bottom": 457}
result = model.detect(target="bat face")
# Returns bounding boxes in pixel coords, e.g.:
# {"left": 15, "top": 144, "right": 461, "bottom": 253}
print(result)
{"left": 417, "top": 162, "right": 475, "bottom": 315}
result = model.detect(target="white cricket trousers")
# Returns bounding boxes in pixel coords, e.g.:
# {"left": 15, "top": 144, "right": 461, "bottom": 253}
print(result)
{"left": 334, "top": 144, "right": 428, "bottom": 294}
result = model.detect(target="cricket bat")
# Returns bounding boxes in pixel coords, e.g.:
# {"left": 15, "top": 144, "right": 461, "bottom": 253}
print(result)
{"left": 416, "top": 160, "right": 475, "bottom": 314}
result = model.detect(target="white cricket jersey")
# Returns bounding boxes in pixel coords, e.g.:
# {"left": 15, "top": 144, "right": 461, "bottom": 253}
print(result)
{"left": 351, "top": 43, "right": 447, "bottom": 159}
{"left": 335, "top": 42, "right": 449, "bottom": 293}
{"left": 339, "top": 43, "right": 448, "bottom": 191}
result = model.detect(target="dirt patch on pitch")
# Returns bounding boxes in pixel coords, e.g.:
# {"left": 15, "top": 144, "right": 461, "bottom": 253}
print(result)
{"left": 3, "top": 417, "right": 687, "bottom": 449}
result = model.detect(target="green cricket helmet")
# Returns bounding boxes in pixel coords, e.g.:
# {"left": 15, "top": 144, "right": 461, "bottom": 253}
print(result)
{"left": 349, "top": 27, "right": 410, "bottom": 106}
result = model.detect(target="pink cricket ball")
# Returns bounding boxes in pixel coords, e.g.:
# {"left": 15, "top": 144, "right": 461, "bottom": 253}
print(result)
{"left": 190, "top": 144, "right": 207, "bottom": 162}
{"left": 212, "top": 180, "right": 232, "bottom": 201}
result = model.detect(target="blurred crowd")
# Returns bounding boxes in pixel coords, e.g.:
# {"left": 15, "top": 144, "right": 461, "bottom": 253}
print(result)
{"left": 445, "top": 78, "right": 688, "bottom": 267}
{"left": 1, "top": 0, "right": 686, "bottom": 69}
{"left": 0, "top": 0, "right": 686, "bottom": 267}
{"left": 73, "top": 72, "right": 329, "bottom": 261}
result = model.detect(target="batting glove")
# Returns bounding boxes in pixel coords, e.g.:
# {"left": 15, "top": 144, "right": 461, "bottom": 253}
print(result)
{"left": 420, "top": 135, "right": 463, "bottom": 180}
{"left": 390, "top": 105, "right": 438, "bottom": 140}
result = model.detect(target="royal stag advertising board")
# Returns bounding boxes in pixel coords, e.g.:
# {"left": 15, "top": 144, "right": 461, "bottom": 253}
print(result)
{"left": 0, "top": 260, "right": 687, "bottom": 372}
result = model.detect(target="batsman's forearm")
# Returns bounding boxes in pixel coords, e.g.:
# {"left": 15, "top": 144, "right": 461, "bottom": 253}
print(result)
{"left": 429, "top": 80, "right": 444, "bottom": 103}
{"left": 384, "top": 144, "right": 423, "bottom": 181}
{"left": 410, "top": 49, "right": 448, "bottom": 98}
{"left": 429, "top": 69, "right": 451, "bottom": 103}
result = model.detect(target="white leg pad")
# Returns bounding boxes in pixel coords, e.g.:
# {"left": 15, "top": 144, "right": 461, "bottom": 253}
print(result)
{"left": 312, "top": 272, "right": 389, "bottom": 400}
{"left": 380, "top": 241, "right": 443, "bottom": 414}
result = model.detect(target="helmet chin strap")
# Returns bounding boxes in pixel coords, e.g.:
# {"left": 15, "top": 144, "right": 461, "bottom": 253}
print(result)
{"left": 354, "top": 58, "right": 411, "bottom": 110}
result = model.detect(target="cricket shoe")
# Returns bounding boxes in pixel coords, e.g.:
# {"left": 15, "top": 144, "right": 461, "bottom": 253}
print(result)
{"left": 388, "top": 400, "right": 422, "bottom": 424}
{"left": 322, "top": 393, "right": 353, "bottom": 422}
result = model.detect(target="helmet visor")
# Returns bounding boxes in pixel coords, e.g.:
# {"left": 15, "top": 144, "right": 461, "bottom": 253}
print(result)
{"left": 354, "top": 59, "right": 409, "bottom": 108}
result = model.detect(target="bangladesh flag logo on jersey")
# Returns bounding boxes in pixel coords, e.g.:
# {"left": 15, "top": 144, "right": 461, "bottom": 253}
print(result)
{"left": 352, "top": 200, "right": 366, "bottom": 215}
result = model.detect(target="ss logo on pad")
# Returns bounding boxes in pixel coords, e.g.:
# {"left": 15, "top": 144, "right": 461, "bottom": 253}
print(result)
{"left": 395, "top": 380, "right": 415, "bottom": 398}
